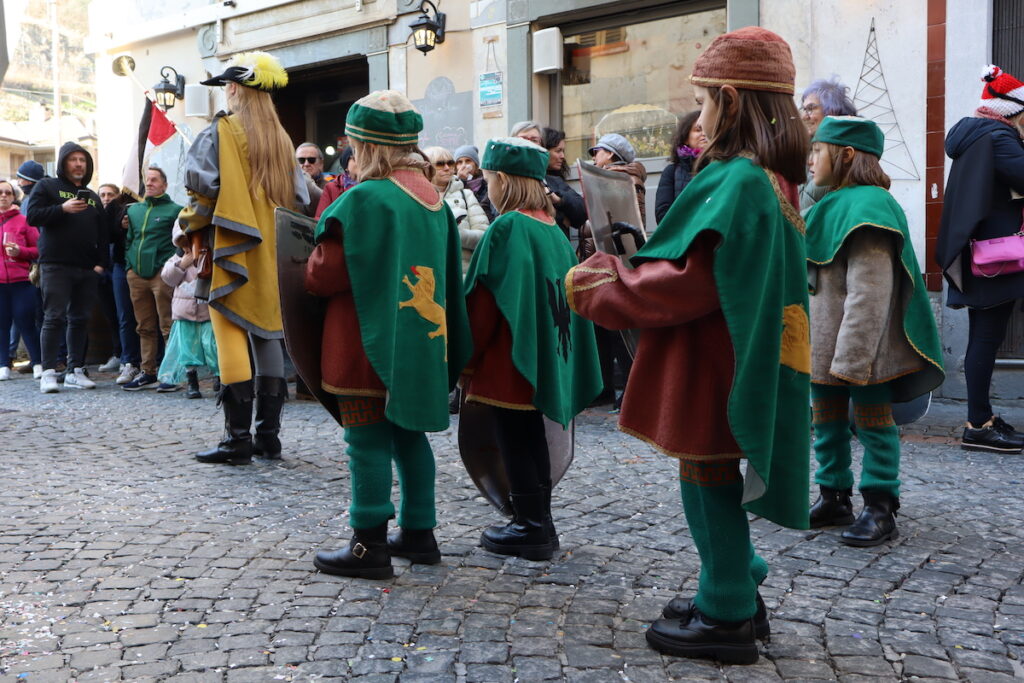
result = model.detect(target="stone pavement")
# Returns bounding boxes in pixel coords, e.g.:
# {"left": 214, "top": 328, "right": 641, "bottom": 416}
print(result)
{"left": 1, "top": 373, "right": 1024, "bottom": 682}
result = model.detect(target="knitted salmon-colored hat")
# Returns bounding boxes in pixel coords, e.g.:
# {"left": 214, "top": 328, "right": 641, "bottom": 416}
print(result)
{"left": 690, "top": 27, "right": 796, "bottom": 95}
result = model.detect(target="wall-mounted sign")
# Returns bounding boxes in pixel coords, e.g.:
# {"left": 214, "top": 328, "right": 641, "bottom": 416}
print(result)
{"left": 479, "top": 71, "right": 503, "bottom": 110}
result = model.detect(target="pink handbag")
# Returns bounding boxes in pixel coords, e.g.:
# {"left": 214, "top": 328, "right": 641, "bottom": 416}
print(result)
{"left": 970, "top": 232, "right": 1024, "bottom": 278}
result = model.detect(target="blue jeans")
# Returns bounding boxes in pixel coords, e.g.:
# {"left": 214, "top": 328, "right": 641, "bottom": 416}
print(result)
{"left": 1, "top": 281, "right": 41, "bottom": 366}
{"left": 112, "top": 263, "right": 141, "bottom": 365}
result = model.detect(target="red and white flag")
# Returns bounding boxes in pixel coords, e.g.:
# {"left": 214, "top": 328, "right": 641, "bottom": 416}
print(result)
{"left": 122, "top": 100, "right": 177, "bottom": 198}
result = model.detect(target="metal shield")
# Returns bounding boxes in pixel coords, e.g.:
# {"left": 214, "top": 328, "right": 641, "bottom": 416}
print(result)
{"left": 275, "top": 207, "right": 342, "bottom": 426}
{"left": 457, "top": 394, "right": 574, "bottom": 516}
{"left": 576, "top": 160, "right": 648, "bottom": 356}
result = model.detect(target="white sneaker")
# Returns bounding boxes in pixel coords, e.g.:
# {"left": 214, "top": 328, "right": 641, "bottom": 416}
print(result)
{"left": 98, "top": 356, "right": 120, "bottom": 372}
{"left": 116, "top": 364, "right": 139, "bottom": 385}
{"left": 33, "top": 364, "right": 42, "bottom": 379}
{"left": 40, "top": 369, "right": 59, "bottom": 393}
{"left": 64, "top": 367, "right": 97, "bottom": 389}
{"left": 0, "top": 367, "right": 10, "bottom": 381}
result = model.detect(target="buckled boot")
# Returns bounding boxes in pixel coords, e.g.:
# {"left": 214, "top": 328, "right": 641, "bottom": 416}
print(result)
{"left": 481, "top": 492, "right": 554, "bottom": 561}
{"left": 388, "top": 528, "right": 442, "bottom": 564}
{"left": 185, "top": 369, "right": 202, "bottom": 399}
{"left": 662, "top": 592, "right": 770, "bottom": 640}
{"left": 195, "top": 380, "right": 254, "bottom": 465}
{"left": 646, "top": 603, "right": 758, "bottom": 664}
{"left": 314, "top": 522, "right": 393, "bottom": 579}
{"left": 539, "top": 483, "right": 559, "bottom": 550}
{"left": 252, "top": 376, "right": 287, "bottom": 459}
{"left": 840, "top": 490, "right": 899, "bottom": 547}
{"left": 809, "top": 485, "right": 855, "bottom": 528}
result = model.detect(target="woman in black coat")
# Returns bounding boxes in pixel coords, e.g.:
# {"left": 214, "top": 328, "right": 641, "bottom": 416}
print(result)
{"left": 937, "top": 66, "right": 1024, "bottom": 453}
{"left": 654, "top": 111, "right": 705, "bottom": 224}
{"left": 542, "top": 128, "right": 588, "bottom": 239}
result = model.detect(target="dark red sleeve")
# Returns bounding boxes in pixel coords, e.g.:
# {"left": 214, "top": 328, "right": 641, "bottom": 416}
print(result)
{"left": 464, "top": 286, "right": 502, "bottom": 373}
{"left": 567, "top": 231, "right": 720, "bottom": 330}
{"left": 305, "top": 230, "right": 351, "bottom": 298}
{"left": 315, "top": 182, "right": 343, "bottom": 219}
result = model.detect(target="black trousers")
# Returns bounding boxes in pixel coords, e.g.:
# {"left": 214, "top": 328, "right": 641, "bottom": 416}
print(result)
{"left": 493, "top": 408, "right": 550, "bottom": 494}
{"left": 965, "top": 301, "right": 1016, "bottom": 426}
{"left": 40, "top": 264, "right": 97, "bottom": 371}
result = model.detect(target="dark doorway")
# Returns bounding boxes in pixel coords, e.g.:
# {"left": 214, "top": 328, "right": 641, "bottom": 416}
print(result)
{"left": 274, "top": 57, "right": 369, "bottom": 175}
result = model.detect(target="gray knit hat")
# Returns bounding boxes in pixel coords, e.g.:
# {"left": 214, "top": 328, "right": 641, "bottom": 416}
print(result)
{"left": 453, "top": 145, "right": 480, "bottom": 167}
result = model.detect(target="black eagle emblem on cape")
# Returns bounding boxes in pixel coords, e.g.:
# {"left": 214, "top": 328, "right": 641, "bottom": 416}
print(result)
{"left": 547, "top": 278, "right": 572, "bottom": 362}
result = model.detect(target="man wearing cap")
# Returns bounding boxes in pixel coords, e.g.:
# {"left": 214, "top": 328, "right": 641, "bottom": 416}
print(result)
{"left": 16, "top": 160, "right": 46, "bottom": 219}
{"left": 179, "top": 51, "right": 308, "bottom": 465}
{"left": 588, "top": 133, "right": 648, "bottom": 228}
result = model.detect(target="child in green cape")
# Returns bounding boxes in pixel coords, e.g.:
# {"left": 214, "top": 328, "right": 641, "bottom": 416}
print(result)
{"left": 804, "top": 116, "right": 943, "bottom": 546}
{"left": 461, "top": 137, "right": 601, "bottom": 561}
{"left": 567, "top": 28, "right": 810, "bottom": 665}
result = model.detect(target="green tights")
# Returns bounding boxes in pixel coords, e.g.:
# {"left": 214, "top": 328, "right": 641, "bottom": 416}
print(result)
{"left": 811, "top": 383, "right": 901, "bottom": 498}
{"left": 679, "top": 461, "right": 768, "bottom": 622}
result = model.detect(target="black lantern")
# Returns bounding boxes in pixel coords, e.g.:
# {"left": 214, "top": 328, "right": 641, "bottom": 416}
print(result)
{"left": 153, "top": 66, "right": 185, "bottom": 110}
{"left": 409, "top": 0, "right": 446, "bottom": 55}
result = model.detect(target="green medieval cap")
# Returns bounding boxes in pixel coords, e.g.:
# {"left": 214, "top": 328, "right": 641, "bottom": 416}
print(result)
{"left": 345, "top": 90, "right": 423, "bottom": 146}
{"left": 812, "top": 116, "right": 885, "bottom": 158}
{"left": 481, "top": 137, "right": 549, "bottom": 181}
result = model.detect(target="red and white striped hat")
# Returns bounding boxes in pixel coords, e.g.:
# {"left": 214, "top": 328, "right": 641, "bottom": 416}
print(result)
{"left": 980, "top": 65, "right": 1024, "bottom": 117}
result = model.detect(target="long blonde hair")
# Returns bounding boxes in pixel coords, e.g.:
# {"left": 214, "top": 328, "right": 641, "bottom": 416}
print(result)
{"left": 227, "top": 85, "right": 295, "bottom": 208}
{"left": 351, "top": 139, "right": 434, "bottom": 182}
{"left": 484, "top": 170, "right": 554, "bottom": 217}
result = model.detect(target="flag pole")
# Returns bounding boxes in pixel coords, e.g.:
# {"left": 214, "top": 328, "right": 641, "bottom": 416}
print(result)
{"left": 112, "top": 56, "right": 193, "bottom": 145}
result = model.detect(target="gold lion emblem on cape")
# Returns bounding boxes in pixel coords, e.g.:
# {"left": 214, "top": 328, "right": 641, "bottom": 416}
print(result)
{"left": 398, "top": 266, "right": 448, "bottom": 359}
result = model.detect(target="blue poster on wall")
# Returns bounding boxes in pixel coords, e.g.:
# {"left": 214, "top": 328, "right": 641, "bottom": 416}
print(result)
{"left": 479, "top": 71, "right": 503, "bottom": 109}
{"left": 413, "top": 77, "right": 474, "bottom": 151}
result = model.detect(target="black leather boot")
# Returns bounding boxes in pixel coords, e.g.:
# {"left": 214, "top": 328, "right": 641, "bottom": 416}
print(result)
{"left": 314, "top": 522, "right": 393, "bottom": 579}
{"left": 646, "top": 604, "right": 758, "bottom": 664}
{"left": 809, "top": 485, "right": 855, "bottom": 528}
{"left": 195, "top": 380, "right": 253, "bottom": 465}
{"left": 185, "top": 369, "right": 201, "bottom": 399}
{"left": 252, "top": 376, "right": 286, "bottom": 459}
{"left": 539, "top": 483, "right": 559, "bottom": 550}
{"left": 388, "top": 528, "right": 442, "bottom": 564}
{"left": 481, "top": 492, "right": 554, "bottom": 561}
{"left": 841, "top": 490, "right": 899, "bottom": 547}
{"left": 662, "top": 592, "right": 770, "bottom": 640}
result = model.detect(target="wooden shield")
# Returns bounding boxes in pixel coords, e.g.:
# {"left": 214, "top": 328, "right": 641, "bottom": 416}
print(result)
{"left": 577, "top": 161, "right": 648, "bottom": 357}
{"left": 275, "top": 207, "right": 342, "bottom": 426}
{"left": 457, "top": 395, "right": 575, "bottom": 516}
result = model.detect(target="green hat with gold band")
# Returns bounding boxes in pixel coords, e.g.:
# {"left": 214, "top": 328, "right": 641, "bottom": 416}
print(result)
{"left": 345, "top": 90, "right": 423, "bottom": 146}
{"left": 481, "top": 137, "right": 549, "bottom": 181}
{"left": 812, "top": 116, "right": 885, "bottom": 158}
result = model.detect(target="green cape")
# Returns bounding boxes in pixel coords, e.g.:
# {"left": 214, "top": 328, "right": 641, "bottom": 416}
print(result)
{"left": 315, "top": 178, "right": 472, "bottom": 432}
{"left": 805, "top": 185, "right": 944, "bottom": 401}
{"left": 464, "top": 211, "right": 602, "bottom": 427}
{"left": 634, "top": 157, "right": 811, "bottom": 530}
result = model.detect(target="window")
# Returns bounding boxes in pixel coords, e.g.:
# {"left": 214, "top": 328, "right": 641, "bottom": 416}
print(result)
{"left": 993, "top": 0, "right": 1024, "bottom": 79}
{"left": 560, "top": 8, "right": 726, "bottom": 164}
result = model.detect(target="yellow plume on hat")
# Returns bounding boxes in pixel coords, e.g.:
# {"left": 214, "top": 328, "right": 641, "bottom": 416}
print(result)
{"left": 230, "top": 51, "right": 288, "bottom": 91}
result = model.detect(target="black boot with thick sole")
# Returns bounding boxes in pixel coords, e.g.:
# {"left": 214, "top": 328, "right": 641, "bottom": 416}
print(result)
{"left": 841, "top": 490, "right": 899, "bottom": 547}
{"left": 388, "top": 528, "right": 442, "bottom": 564}
{"left": 195, "top": 380, "right": 254, "bottom": 465}
{"left": 253, "top": 376, "right": 287, "bottom": 459}
{"left": 185, "top": 369, "right": 202, "bottom": 399}
{"left": 481, "top": 492, "right": 554, "bottom": 561}
{"left": 646, "top": 604, "right": 758, "bottom": 664}
{"left": 315, "top": 522, "right": 393, "bottom": 579}
{"left": 662, "top": 592, "right": 770, "bottom": 640}
{"left": 809, "top": 485, "right": 855, "bottom": 528}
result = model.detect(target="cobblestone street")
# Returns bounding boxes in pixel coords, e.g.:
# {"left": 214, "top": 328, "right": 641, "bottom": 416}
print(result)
{"left": 2, "top": 374, "right": 1024, "bottom": 682}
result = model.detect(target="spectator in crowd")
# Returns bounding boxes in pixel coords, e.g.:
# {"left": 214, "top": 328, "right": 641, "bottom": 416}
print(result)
{"left": 541, "top": 128, "right": 587, "bottom": 239}
{"left": 102, "top": 187, "right": 142, "bottom": 385}
{"left": 27, "top": 142, "right": 110, "bottom": 393}
{"left": 799, "top": 77, "right": 857, "bottom": 213}
{"left": 936, "top": 65, "right": 1024, "bottom": 453}
{"left": 315, "top": 146, "right": 358, "bottom": 219}
{"left": 510, "top": 120, "right": 543, "bottom": 145}
{"left": 296, "top": 142, "right": 329, "bottom": 214}
{"left": 589, "top": 133, "right": 648, "bottom": 227}
{"left": 16, "top": 161, "right": 46, "bottom": 219}
{"left": 122, "top": 166, "right": 182, "bottom": 391}
{"left": 157, "top": 226, "right": 219, "bottom": 399}
{"left": 453, "top": 145, "right": 496, "bottom": 221}
{"left": 655, "top": 111, "right": 705, "bottom": 224}
{"left": 0, "top": 180, "right": 41, "bottom": 381}
{"left": 424, "top": 146, "right": 491, "bottom": 274}
{"left": 93, "top": 183, "right": 125, "bottom": 374}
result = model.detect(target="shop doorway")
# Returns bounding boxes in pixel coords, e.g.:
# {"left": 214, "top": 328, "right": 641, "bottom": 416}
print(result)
{"left": 274, "top": 57, "right": 369, "bottom": 175}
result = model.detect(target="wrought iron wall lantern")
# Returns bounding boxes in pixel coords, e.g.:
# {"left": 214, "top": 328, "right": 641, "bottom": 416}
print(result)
{"left": 409, "top": 0, "right": 446, "bottom": 55}
{"left": 153, "top": 66, "right": 186, "bottom": 110}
